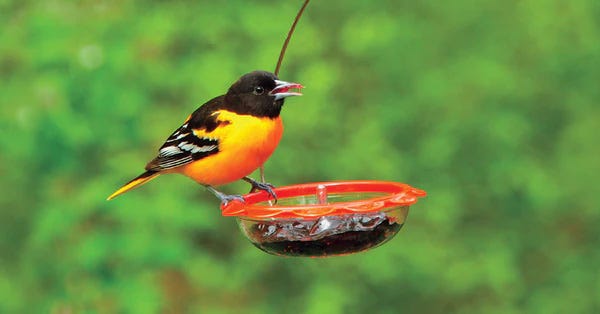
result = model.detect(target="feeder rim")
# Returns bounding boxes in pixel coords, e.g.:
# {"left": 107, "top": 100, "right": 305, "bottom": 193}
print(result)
{"left": 221, "top": 180, "right": 426, "bottom": 219}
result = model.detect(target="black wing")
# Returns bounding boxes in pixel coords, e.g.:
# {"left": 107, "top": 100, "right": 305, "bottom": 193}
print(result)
{"left": 145, "top": 96, "right": 228, "bottom": 171}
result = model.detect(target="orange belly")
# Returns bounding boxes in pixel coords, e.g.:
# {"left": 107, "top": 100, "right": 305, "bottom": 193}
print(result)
{"left": 179, "top": 111, "right": 283, "bottom": 186}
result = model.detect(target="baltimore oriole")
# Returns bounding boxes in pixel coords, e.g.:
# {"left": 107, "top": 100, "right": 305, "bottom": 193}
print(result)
{"left": 107, "top": 71, "right": 303, "bottom": 204}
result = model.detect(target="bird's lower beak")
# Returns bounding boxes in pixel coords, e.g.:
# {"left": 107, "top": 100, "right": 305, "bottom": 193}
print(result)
{"left": 270, "top": 80, "right": 304, "bottom": 100}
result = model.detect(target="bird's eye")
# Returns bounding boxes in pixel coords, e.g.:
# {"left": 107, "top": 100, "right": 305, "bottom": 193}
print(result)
{"left": 253, "top": 86, "right": 265, "bottom": 95}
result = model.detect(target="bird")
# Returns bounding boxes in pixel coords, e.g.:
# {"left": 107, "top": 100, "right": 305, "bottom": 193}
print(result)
{"left": 107, "top": 70, "right": 303, "bottom": 204}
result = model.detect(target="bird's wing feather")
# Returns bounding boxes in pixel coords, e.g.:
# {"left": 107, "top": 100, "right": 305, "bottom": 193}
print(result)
{"left": 145, "top": 96, "right": 229, "bottom": 171}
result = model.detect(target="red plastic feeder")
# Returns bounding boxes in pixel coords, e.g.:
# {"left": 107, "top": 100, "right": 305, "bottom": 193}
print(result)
{"left": 221, "top": 180, "right": 426, "bottom": 257}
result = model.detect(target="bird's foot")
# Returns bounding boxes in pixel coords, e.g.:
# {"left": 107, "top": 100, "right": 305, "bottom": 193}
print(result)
{"left": 205, "top": 185, "right": 245, "bottom": 206}
{"left": 218, "top": 194, "right": 245, "bottom": 206}
{"left": 243, "top": 177, "right": 278, "bottom": 202}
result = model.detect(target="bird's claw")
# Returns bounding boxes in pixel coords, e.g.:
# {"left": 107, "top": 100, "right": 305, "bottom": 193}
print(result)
{"left": 219, "top": 194, "right": 245, "bottom": 206}
{"left": 249, "top": 181, "right": 278, "bottom": 203}
{"left": 205, "top": 185, "right": 246, "bottom": 206}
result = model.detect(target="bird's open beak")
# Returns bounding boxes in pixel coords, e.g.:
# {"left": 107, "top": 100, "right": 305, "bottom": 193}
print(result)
{"left": 269, "top": 80, "right": 304, "bottom": 100}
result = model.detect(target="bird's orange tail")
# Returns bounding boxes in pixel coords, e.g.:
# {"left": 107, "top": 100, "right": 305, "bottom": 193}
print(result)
{"left": 107, "top": 170, "right": 159, "bottom": 200}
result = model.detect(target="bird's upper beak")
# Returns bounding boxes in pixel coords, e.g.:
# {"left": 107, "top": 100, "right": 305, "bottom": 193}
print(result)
{"left": 269, "top": 80, "right": 304, "bottom": 100}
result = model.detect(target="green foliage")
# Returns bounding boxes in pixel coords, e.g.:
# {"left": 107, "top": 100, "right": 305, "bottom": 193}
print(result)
{"left": 1, "top": 0, "right": 599, "bottom": 313}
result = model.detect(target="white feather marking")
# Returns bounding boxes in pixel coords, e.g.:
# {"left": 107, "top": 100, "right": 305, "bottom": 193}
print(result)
{"left": 159, "top": 146, "right": 182, "bottom": 157}
{"left": 178, "top": 142, "right": 217, "bottom": 154}
{"left": 160, "top": 158, "right": 191, "bottom": 168}
{"left": 166, "top": 132, "right": 188, "bottom": 142}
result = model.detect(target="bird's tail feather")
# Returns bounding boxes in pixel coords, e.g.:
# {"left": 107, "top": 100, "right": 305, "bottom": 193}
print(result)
{"left": 107, "top": 170, "right": 159, "bottom": 200}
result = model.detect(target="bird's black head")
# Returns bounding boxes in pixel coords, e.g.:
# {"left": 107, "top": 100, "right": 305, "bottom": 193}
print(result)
{"left": 224, "top": 70, "right": 303, "bottom": 118}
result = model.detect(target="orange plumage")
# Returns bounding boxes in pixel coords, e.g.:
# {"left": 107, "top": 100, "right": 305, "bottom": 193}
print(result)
{"left": 179, "top": 112, "right": 283, "bottom": 186}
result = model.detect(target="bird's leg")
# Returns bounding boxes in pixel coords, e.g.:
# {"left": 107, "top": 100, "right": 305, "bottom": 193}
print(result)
{"left": 258, "top": 166, "right": 275, "bottom": 206}
{"left": 259, "top": 165, "right": 266, "bottom": 184}
{"left": 243, "top": 176, "right": 277, "bottom": 202}
{"left": 204, "top": 185, "right": 245, "bottom": 206}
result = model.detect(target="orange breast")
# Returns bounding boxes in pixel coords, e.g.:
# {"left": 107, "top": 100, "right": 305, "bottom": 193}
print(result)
{"left": 180, "top": 110, "right": 283, "bottom": 186}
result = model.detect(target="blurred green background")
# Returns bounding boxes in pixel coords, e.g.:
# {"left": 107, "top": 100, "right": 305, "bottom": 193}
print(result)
{"left": 1, "top": 0, "right": 599, "bottom": 313}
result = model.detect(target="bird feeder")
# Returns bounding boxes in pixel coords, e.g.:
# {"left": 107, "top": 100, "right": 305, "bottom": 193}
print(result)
{"left": 221, "top": 180, "right": 426, "bottom": 257}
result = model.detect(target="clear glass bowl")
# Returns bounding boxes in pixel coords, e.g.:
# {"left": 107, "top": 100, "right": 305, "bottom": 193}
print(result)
{"left": 221, "top": 181, "right": 426, "bottom": 257}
